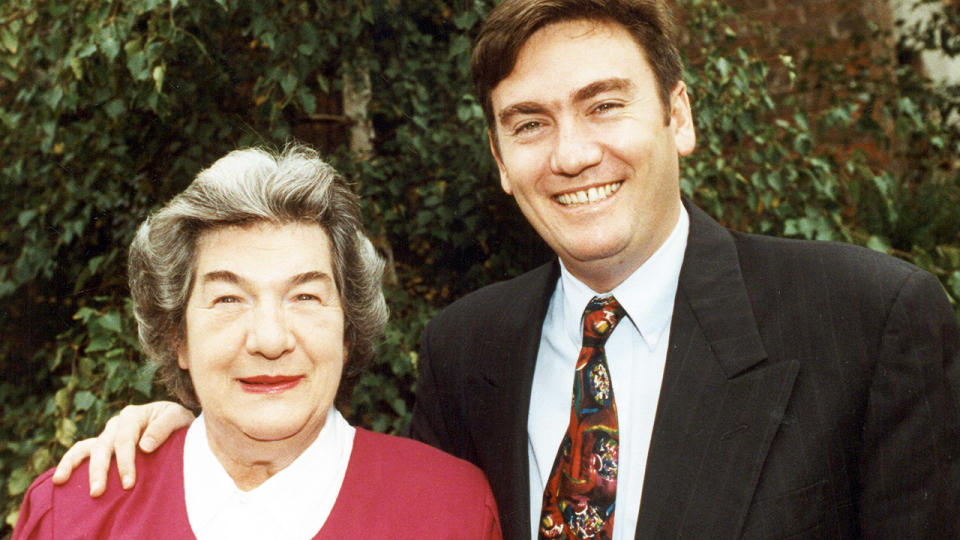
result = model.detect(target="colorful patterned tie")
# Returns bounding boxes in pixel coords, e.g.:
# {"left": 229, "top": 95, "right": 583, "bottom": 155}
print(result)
{"left": 539, "top": 296, "right": 627, "bottom": 539}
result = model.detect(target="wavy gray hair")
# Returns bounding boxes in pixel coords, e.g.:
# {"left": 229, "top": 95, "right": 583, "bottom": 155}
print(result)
{"left": 128, "top": 145, "right": 388, "bottom": 408}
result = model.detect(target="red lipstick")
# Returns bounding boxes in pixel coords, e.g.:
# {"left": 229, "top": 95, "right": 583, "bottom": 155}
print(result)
{"left": 238, "top": 375, "right": 303, "bottom": 394}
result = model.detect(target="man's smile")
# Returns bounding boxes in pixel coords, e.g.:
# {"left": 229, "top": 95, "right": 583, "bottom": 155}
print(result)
{"left": 554, "top": 181, "right": 622, "bottom": 207}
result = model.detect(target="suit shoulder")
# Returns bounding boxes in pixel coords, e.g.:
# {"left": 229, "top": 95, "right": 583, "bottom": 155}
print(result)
{"left": 731, "top": 230, "right": 922, "bottom": 286}
{"left": 725, "top": 230, "right": 953, "bottom": 337}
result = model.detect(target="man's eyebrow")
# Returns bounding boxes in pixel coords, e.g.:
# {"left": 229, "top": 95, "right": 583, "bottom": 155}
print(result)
{"left": 573, "top": 78, "right": 633, "bottom": 102}
{"left": 497, "top": 102, "right": 549, "bottom": 126}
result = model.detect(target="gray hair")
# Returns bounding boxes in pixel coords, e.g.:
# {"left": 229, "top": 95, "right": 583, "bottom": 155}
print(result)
{"left": 128, "top": 145, "right": 388, "bottom": 408}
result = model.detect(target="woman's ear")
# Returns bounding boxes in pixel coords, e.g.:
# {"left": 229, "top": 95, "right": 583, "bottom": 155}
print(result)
{"left": 176, "top": 340, "right": 189, "bottom": 370}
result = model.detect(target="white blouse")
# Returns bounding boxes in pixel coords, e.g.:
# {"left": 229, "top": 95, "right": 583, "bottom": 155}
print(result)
{"left": 182, "top": 407, "right": 355, "bottom": 540}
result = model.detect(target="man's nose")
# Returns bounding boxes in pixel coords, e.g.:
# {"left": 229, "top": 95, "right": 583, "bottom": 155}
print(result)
{"left": 550, "top": 118, "right": 602, "bottom": 176}
{"left": 244, "top": 302, "right": 295, "bottom": 359}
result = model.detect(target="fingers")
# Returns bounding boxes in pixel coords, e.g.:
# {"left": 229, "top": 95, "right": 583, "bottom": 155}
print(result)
{"left": 89, "top": 406, "right": 145, "bottom": 494}
{"left": 48, "top": 401, "right": 195, "bottom": 497}
{"left": 139, "top": 401, "right": 195, "bottom": 453}
{"left": 109, "top": 402, "right": 188, "bottom": 488}
{"left": 51, "top": 413, "right": 127, "bottom": 496}
{"left": 50, "top": 430, "right": 116, "bottom": 497}
{"left": 50, "top": 402, "right": 188, "bottom": 496}
{"left": 51, "top": 438, "right": 96, "bottom": 486}
{"left": 111, "top": 406, "right": 150, "bottom": 489}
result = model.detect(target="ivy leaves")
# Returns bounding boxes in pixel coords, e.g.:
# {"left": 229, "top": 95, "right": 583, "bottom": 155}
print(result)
{"left": 1, "top": 0, "right": 958, "bottom": 535}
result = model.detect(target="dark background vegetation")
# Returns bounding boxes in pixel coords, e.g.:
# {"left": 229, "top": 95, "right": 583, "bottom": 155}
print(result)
{"left": 1, "top": 0, "right": 958, "bottom": 534}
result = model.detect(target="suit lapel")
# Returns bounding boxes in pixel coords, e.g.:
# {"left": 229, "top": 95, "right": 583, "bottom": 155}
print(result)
{"left": 635, "top": 203, "right": 800, "bottom": 538}
{"left": 466, "top": 262, "right": 559, "bottom": 540}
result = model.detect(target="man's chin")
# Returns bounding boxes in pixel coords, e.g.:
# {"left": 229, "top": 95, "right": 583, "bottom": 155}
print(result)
{"left": 558, "top": 241, "right": 629, "bottom": 269}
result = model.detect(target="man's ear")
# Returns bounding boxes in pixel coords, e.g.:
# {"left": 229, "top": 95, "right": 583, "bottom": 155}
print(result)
{"left": 488, "top": 130, "right": 513, "bottom": 195}
{"left": 670, "top": 81, "right": 696, "bottom": 157}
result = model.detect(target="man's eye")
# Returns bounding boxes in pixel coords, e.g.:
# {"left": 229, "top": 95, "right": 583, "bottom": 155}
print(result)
{"left": 594, "top": 102, "right": 622, "bottom": 114}
{"left": 214, "top": 296, "right": 240, "bottom": 304}
{"left": 295, "top": 293, "right": 319, "bottom": 302}
{"left": 513, "top": 121, "right": 541, "bottom": 135}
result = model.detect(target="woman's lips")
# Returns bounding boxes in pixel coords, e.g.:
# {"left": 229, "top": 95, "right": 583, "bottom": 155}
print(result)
{"left": 238, "top": 375, "right": 303, "bottom": 394}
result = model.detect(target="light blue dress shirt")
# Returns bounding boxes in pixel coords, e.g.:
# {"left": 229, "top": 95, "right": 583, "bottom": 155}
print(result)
{"left": 528, "top": 207, "right": 689, "bottom": 539}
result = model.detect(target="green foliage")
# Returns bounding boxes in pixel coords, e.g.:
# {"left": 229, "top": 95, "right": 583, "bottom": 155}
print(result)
{"left": 792, "top": 0, "right": 960, "bottom": 295}
{"left": 1, "top": 299, "right": 157, "bottom": 530}
{"left": 682, "top": 0, "right": 847, "bottom": 241}
{"left": 1, "top": 0, "right": 957, "bottom": 536}
{"left": 345, "top": 286, "right": 436, "bottom": 434}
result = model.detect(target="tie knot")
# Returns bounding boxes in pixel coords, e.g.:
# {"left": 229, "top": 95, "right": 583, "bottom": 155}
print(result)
{"left": 582, "top": 296, "right": 627, "bottom": 340}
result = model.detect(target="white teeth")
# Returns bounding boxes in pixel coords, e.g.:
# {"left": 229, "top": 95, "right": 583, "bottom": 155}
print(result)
{"left": 555, "top": 182, "right": 622, "bottom": 206}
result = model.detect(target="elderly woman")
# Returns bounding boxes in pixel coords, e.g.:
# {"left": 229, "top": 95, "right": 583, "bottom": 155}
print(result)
{"left": 13, "top": 146, "right": 501, "bottom": 539}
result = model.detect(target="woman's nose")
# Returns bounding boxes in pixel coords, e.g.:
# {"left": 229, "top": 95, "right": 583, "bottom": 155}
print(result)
{"left": 245, "top": 303, "right": 295, "bottom": 359}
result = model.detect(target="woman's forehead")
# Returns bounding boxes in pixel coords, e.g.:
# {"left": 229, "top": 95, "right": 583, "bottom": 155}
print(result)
{"left": 193, "top": 222, "right": 336, "bottom": 285}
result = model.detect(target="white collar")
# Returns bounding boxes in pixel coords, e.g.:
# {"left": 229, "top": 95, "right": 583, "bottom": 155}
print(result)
{"left": 558, "top": 206, "right": 689, "bottom": 352}
{"left": 183, "top": 407, "right": 355, "bottom": 540}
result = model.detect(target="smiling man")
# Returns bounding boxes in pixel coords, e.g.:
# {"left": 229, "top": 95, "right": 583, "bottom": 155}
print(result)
{"left": 409, "top": 1, "right": 960, "bottom": 539}
{"left": 488, "top": 18, "right": 693, "bottom": 294}
{"left": 52, "top": 1, "right": 960, "bottom": 539}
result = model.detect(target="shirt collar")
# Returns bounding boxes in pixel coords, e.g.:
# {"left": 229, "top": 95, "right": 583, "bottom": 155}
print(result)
{"left": 558, "top": 206, "right": 689, "bottom": 352}
{"left": 183, "top": 407, "right": 355, "bottom": 539}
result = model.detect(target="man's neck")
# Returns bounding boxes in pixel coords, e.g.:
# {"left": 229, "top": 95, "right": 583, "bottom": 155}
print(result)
{"left": 562, "top": 204, "right": 684, "bottom": 293}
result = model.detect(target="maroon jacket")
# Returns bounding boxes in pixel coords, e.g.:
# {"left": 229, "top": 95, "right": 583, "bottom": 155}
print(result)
{"left": 14, "top": 427, "right": 501, "bottom": 539}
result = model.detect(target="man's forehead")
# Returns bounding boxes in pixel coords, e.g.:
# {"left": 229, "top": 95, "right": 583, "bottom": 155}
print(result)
{"left": 490, "top": 20, "right": 652, "bottom": 110}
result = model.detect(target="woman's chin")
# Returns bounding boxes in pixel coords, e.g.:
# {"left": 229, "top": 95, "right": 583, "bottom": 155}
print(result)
{"left": 234, "top": 419, "right": 300, "bottom": 442}
{"left": 242, "top": 426, "right": 299, "bottom": 442}
{"left": 238, "top": 412, "right": 325, "bottom": 444}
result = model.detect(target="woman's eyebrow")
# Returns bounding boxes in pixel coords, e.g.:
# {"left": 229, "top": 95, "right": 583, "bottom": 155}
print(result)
{"left": 201, "top": 270, "right": 244, "bottom": 286}
{"left": 289, "top": 271, "right": 333, "bottom": 287}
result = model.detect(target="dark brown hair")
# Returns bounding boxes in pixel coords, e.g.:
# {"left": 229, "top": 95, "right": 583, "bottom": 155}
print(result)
{"left": 472, "top": 0, "right": 683, "bottom": 130}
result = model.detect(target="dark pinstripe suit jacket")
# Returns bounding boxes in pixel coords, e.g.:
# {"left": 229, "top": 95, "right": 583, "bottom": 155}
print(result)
{"left": 409, "top": 201, "right": 960, "bottom": 539}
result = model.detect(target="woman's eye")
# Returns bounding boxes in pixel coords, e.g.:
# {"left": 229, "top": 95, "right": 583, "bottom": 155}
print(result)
{"left": 295, "top": 293, "right": 319, "bottom": 302}
{"left": 214, "top": 296, "right": 240, "bottom": 304}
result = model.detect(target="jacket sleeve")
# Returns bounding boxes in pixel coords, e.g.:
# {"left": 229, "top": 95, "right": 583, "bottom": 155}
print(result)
{"left": 408, "top": 317, "right": 469, "bottom": 459}
{"left": 858, "top": 269, "right": 960, "bottom": 536}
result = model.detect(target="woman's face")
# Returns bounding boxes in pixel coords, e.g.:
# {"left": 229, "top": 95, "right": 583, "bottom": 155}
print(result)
{"left": 178, "top": 221, "right": 346, "bottom": 446}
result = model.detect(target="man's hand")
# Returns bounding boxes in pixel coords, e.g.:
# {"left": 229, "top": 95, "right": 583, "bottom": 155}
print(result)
{"left": 51, "top": 401, "right": 195, "bottom": 496}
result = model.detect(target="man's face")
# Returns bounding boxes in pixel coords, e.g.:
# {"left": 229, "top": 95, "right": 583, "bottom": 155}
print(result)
{"left": 489, "top": 19, "right": 695, "bottom": 292}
